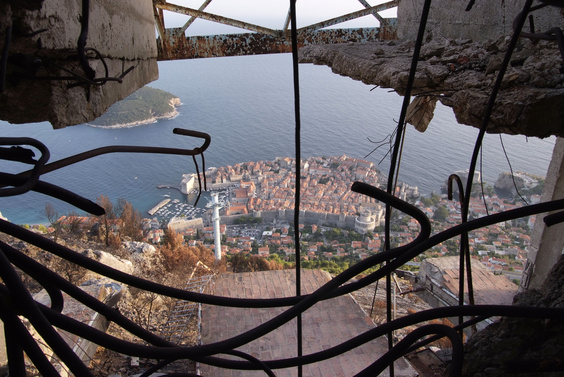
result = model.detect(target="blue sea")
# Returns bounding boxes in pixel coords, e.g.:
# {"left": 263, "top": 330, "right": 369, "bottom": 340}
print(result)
{"left": 0, "top": 53, "right": 556, "bottom": 225}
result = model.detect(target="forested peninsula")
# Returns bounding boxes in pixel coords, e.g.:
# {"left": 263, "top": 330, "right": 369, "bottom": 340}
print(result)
{"left": 89, "top": 87, "right": 181, "bottom": 128}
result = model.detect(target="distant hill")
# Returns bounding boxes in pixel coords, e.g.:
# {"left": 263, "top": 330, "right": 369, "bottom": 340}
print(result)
{"left": 89, "top": 87, "right": 181, "bottom": 128}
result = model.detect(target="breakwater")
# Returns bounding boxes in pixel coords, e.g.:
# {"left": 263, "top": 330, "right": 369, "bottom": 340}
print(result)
{"left": 148, "top": 199, "right": 170, "bottom": 216}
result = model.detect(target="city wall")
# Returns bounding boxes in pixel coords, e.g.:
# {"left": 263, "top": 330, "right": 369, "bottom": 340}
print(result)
{"left": 218, "top": 209, "right": 357, "bottom": 228}
{"left": 168, "top": 217, "right": 204, "bottom": 231}
{"left": 398, "top": 0, "right": 563, "bottom": 42}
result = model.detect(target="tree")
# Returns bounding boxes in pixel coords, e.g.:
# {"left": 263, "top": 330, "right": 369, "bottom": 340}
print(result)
{"left": 159, "top": 228, "right": 224, "bottom": 279}
{"left": 51, "top": 256, "right": 86, "bottom": 286}
{"left": 117, "top": 198, "right": 143, "bottom": 241}
{"left": 484, "top": 184, "right": 495, "bottom": 197}
{"left": 45, "top": 203, "right": 62, "bottom": 241}
{"left": 421, "top": 197, "right": 433, "bottom": 207}
{"left": 163, "top": 226, "right": 184, "bottom": 250}
{"left": 66, "top": 211, "right": 84, "bottom": 235}
{"left": 433, "top": 205, "right": 449, "bottom": 222}
{"left": 96, "top": 195, "right": 115, "bottom": 246}
{"left": 230, "top": 254, "right": 281, "bottom": 272}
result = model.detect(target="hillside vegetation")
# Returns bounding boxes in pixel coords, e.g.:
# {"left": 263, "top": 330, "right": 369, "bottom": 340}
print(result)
{"left": 90, "top": 87, "right": 180, "bottom": 127}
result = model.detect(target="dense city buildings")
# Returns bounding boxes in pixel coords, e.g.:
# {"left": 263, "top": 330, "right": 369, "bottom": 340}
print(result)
{"left": 158, "top": 155, "right": 540, "bottom": 283}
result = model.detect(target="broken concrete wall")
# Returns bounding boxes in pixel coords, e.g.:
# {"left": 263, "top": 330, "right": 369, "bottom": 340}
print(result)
{"left": 398, "top": 0, "right": 564, "bottom": 42}
{"left": 1, "top": 0, "right": 158, "bottom": 128}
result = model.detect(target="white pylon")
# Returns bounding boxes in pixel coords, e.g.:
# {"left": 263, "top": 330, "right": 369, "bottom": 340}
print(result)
{"left": 211, "top": 192, "right": 222, "bottom": 260}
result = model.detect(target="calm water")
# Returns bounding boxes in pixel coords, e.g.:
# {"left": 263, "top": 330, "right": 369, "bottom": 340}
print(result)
{"left": 0, "top": 54, "right": 556, "bottom": 224}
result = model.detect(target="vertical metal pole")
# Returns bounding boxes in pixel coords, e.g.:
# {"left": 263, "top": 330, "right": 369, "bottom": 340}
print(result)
{"left": 458, "top": 0, "right": 535, "bottom": 342}
{"left": 290, "top": 0, "right": 303, "bottom": 375}
{"left": 392, "top": 273, "right": 396, "bottom": 324}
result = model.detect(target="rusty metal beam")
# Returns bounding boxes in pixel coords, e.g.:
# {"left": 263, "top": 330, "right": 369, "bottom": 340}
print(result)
{"left": 153, "top": 0, "right": 398, "bottom": 60}
{"left": 157, "top": 27, "right": 385, "bottom": 60}
{"left": 283, "top": 5, "right": 292, "bottom": 32}
{"left": 358, "top": 0, "right": 389, "bottom": 26}
{"left": 154, "top": 2, "right": 281, "bottom": 37}
{"left": 297, "top": 1, "right": 399, "bottom": 32}
{"left": 154, "top": 6, "right": 167, "bottom": 52}
{"left": 179, "top": 0, "right": 213, "bottom": 36}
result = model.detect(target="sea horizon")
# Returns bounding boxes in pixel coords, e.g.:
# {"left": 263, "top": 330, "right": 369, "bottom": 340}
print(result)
{"left": 0, "top": 53, "right": 556, "bottom": 225}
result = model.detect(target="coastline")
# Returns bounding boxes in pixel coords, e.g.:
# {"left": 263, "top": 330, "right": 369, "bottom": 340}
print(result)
{"left": 88, "top": 98, "right": 181, "bottom": 129}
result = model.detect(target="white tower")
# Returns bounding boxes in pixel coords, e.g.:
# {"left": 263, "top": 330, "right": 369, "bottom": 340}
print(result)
{"left": 211, "top": 192, "right": 222, "bottom": 260}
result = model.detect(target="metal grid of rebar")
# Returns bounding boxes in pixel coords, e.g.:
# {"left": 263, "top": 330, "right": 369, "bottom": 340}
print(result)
{"left": 161, "top": 275, "right": 214, "bottom": 345}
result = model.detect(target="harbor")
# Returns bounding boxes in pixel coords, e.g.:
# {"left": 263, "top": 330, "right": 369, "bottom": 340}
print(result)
{"left": 148, "top": 198, "right": 205, "bottom": 221}
{"left": 147, "top": 186, "right": 232, "bottom": 225}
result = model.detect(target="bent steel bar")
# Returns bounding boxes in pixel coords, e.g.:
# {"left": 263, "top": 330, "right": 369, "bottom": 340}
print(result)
{"left": 22, "top": 128, "right": 211, "bottom": 176}
{"left": 186, "top": 305, "right": 564, "bottom": 372}
{"left": 2, "top": 183, "right": 564, "bottom": 311}
{"left": 447, "top": 173, "right": 475, "bottom": 328}
{"left": 0, "top": 173, "right": 104, "bottom": 215}
{"left": 0, "top": 137, "right": 50, "bottom": 197}
{"left": 3, "top": 178, "right": 564, "bottom": 370}
{"left": 2, "top": 159, "right": 564, "bottom": 373}
{"left": 0, "top": 129, "right": 209, "bottom": 215}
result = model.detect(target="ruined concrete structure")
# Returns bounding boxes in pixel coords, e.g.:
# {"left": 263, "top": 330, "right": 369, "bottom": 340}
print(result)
{"left": 298, "top": 34, "right": 564, "bottom": 137}
{"left": 153, "top": 0, "right": 399, "bottom": 60}
{"left": 397, "top": 0, "right": 562, "bottom": 42}
{"left": 0, "top": 0, "right": 158, "bottom": 128}
{"left": 2, "top": 0, "right": 564, "bottom": 375}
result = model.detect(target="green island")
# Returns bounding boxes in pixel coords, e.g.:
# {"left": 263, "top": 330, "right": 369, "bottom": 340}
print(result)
{"left": 89, "top": 86, "right": 181, "bottom": 128}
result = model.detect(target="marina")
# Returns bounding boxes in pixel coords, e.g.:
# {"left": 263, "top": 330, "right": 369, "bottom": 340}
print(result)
{"left": 148, "top": 198, "right": 206, "bottom": 222}
{"left": 147, "top": 186, "right": 230, "bottom": 223}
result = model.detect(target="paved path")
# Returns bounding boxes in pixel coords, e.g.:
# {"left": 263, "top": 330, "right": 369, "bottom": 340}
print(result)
{"left": 200, "top": 269, "right": 416, "bottom": 376}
